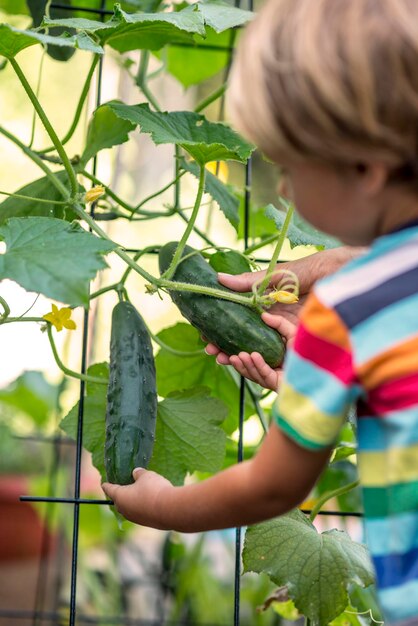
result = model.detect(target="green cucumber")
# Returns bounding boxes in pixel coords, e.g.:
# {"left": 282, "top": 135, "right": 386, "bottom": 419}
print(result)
{"left": 105, "top": 301, "right": 157, "bottom": 485}
{"left": 159, "top": 242, "right": 285, "bottom": 368}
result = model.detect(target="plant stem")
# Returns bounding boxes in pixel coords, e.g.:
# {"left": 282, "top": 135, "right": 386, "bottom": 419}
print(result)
{"left": 244, "top": 233, "right": 283, "bottom": 255}
{"left": 162, "top": 165, "right": 206, "bottom": 280}
{"left": 309, "top": 479, "right": 360, "bottom": 522}
{"left": 80, "top": 170, "right": 135, "bottom": 214}
{"left": 72, "top": 203, "right": 256, "bottom": 306}
{"left": 257, "top": 204, "right": 294, "bottom": 296}
{"left": 0, "top": 296, "right": 10, "bottom": 322}
{"left": 40, "top": 55, "right": 100, "bottom": 154}
{"left": 28, "top": 51, "right": 46, "bottom": 149}
{"left": 47, "top": 324, "right": 106, "bottom": 385}
{"left": 0, "top": 126, "right": 69, "bottom": 198}
{"left": 133, "top": 171, "right": 186, "bottom": 216}
{"left": 175, "top": 206, "right": 216, "bottom": 247}
{"left": 136, "top": 51, "right": 161, "bottom": 112}
{"left": 10, "top": 57, "right": 78, "bottom": 196}
{"left": 194, "top": 83, "right": 227, "bottom": 114}
{"left": 0, "top": 190, "right": 68, "bottom": 204}
{"left": 1, "top": 316, "right": 44, "bottom": 323}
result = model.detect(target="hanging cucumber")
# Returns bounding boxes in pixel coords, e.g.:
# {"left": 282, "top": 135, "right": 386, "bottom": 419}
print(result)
{"left": 105, "top": 301, "right": 157, "bottom": 485}
{"left": 159, "top": 242, "right": 285, "bottom": 368}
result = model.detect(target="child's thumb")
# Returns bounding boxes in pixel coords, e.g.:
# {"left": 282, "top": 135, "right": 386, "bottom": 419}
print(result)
{"left": 132, "top": 467, "right": 147, "bottom": 481}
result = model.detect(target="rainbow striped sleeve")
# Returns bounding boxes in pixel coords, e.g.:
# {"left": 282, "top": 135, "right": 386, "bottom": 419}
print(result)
{"left": 273, "top": 292, "right": 359, "bottom": 450}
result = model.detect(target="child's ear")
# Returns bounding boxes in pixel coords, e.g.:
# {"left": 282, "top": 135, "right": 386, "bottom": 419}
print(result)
{"left": 355, "top": 161, "right": 389, "bottom": 197}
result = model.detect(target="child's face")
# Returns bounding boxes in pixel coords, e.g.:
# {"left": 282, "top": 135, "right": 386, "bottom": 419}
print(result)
{"left": 278, "top": 160, "right": 382, "bottom": 246}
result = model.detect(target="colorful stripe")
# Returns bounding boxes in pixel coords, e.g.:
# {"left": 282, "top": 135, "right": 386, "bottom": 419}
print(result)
{"left": 300, "top": 292, "right": 352, "bottom": 350}
{"left": 378, "top": 578, "right": 418, "bottom": 623}
{"left": 362, "top": 482, "right": 418, "bottom": 517}
{"left": 367, "top": 374, "right": 418, "bottom": 414}
{"left": 357, "top": 444, "right": 418, "bottom": 487}
{"left": 294, "top": 324, "right": 354, "bottom": 384}
{"left": 357, "top": 336, "right": 418, "bottom": 389}
{"left": 316, "top": 230, "right": 418, "bottom": 305}
{"left": 373, "top": 546, "right": 418, "bottom": 589}
{"left": 336, "top": 265, "right": 418, "bottom": 329}
{"left": 364, "top": 513, "right": 418, "bottom": 557}
{"left": 357, "top": 409, "right": 418, "bottom": 451}
{"left": 275, "top": 380, "right": 346, "bottom": 447}
{"left": 351, "top": 292, "right": 418, "bottom": 363}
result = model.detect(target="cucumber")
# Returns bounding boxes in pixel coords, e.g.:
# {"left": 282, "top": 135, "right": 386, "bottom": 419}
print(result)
{"left": 105, "top": 301, "right": 157, "bottom": 485}
{"left": 159, "top": 242, "right": 285, "bottom": 368}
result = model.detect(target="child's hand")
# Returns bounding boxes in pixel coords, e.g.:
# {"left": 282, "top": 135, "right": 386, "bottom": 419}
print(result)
{"left": 206, "top": 307, "right": 302, "bottom": 390}
{"left": 102, "top": 469, "right": 174, "bottom": 530}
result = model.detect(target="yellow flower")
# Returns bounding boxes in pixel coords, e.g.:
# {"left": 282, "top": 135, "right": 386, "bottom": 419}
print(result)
{"left": 205, "top": 161, "right": 229, "bottom": 183}
{"left": 84, "top": 185, "right": 105, "bottom": 203}
{"left": 269, "top": 290, "right": 299, "bottom": 304}
{"left": 43, "top": 304, "right": 76, "bottom": 332}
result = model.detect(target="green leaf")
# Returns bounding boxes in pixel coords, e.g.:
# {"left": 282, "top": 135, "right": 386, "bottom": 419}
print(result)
{"left": 106, "top": 102, "right": 254, "bottom": 165}
{"left": 265, "top": 204, "right": 341, "bottom": 249}
{"left": 197, "top": 1, "right": 253, "bottom": 33}
{"left": 27, "top": 0, "right": 76, "bottom": 62}
{"left": 154, "top": 28, "right": 231, "bottom": 87}
{"left": 243, "top": 510, "right": 375, "bottom": 626}
{"left": 315, "top": 461, "right": 361, "bottom": 514}
{"left": 180, "top": 157, "right": 240, "bottom": 229}
{"left": 209, "top": 250, "right": 251, "bottom": 274}
{"left": 0, "top": 217, "right": 115, "bottom": 306}
{"left": 0, "top": 171, "right": 83, "bottom": 225}
{"left": 0, "top": 370, "right": 58, "bottom": 428}
{"left": 43, "top": 4, "right": 205, "bottom": 53}
{"left": 155, "top": 323, "right": 255, "bottom": 434}
{"left": 237, "top": 195, "right": 278, "bottom": 241}
{"left": 0, "top": 0, "right": 29, "bottom": 16}
{"left": 60, "top": 363, "right": 109, "bottom": 482}
{"left": 0, "top": 23, "right": 103, "bottom": 59}
{"left": 80, "top": 101, "right": 136, "bottom": 166}
{"left": 149, "top": 387, "right": 227, "bottom": 486}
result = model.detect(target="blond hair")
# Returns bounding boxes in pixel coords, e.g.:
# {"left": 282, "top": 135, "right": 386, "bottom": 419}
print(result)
{"left": 228, "top": 0, "right": 418, "bottom": 180}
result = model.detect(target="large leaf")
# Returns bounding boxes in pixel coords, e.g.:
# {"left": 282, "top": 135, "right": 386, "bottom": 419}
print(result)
{"left": 180, "top": 157, "right": 240, "bottom": 229}
{"left": 197, "top": 1, "right": 253, "bottom": 32}
{"left": 243, "top": 510, "right": 375, "bottom": 626}
{"left": 0, "top": 23, "right": 103, "bottom": 59}
{"left": 0, "top": 217, "right": 115, "bottom": 306}
{"left": 60, "top": 363, "right": 109, "bottom": 482}
{"left": 27, "top": 0, "right": 76, "bottom": 62}
{"left": 61, "top": 364, "right": 227, "bottom": 488}
{"left": 80, "top": 101, "right": 136, "bottom": 166}
{"left": 0, "top": 370, "right": 58, "bottom": 428}
{"left": 155, "top": 323, "right": 255, "bottom": 434}
{"left": 43, "top": 2, "right": 253, "bottom": 54}
{"left": 0, "top": 0, "right": 28, "bottom": 16}
{"left": 0, "top": 171, "right": 82, "bottom": 226}
{"left": 43, "top": 4, "right": 205, "bottom": 53}
{"left": 105, "top": 102, "right": 254, "bottom": 165}
{"left": 154, "top": 28, "right": 232, "bottom": 88}
{"left": 208, "top": 250, "right": 251, "bottom": 275}
{"left": 265, "top": 204, "right": 341, "bottom": 249}
{"left": 149, "top": 387, "right": 227, "bottom": 486}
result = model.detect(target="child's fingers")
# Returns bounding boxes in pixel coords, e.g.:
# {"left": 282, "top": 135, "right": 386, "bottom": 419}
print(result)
{"left": 250, "top": 352, "right": 282, "bottom": 391}
{"left": 205, "top": 343, "right": 220, "bottom": 355}
{"left": 261, "top": 311, "right": 297, "bottom": 344}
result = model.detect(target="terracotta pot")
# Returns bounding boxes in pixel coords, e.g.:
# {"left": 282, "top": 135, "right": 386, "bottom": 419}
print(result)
{"left": 0, "top": 475, "right": 56, "bottom": 562}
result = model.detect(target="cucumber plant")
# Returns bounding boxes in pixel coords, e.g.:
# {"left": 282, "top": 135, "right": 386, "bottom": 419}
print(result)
{"left": 0, "top": 1, "right": 376, "bottom": 624}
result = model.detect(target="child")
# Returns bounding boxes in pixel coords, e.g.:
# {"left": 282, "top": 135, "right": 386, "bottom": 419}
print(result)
{"left": 103, "top": 1, "right": 418, "bottom": 623}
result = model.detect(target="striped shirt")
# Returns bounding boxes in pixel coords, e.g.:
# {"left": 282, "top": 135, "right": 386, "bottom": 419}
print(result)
{"left": 273, "top": 223, "right": 418, "bottom": 625}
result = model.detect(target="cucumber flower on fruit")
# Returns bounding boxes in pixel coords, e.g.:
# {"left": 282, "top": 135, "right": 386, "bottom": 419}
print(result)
{"left": 205, "top": 161, "right": 229, "bottom": 183}
{"left": 43, "top": 304, "right": 76, "bottom": 331}
{"left": 84, "top": 185, "right": 105, "bottom": 204}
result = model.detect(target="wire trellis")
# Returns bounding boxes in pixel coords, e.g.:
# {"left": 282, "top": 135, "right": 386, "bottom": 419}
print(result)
{"left": 0, "top": 1, "right": 363, "bottom": 624}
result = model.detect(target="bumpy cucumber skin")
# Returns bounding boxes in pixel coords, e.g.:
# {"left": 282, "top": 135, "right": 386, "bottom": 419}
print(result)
{"left": 159, "top": 242, "right": 285, "bottom": 368}
{"left": 105, "top": 301, "right": 157, "bottom": 485}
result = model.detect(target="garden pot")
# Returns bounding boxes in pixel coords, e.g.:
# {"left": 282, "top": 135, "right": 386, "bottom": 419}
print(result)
{"left": 0, "top": 475, "right": 56, "bottom": 561}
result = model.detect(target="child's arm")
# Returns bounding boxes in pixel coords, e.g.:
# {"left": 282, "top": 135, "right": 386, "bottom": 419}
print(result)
{"left": 102, "top": 423, "right": 331, "bottom": 532}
